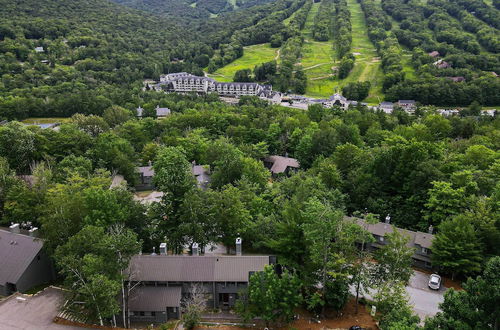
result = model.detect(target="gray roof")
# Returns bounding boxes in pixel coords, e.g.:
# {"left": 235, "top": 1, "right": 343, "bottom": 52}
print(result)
{"left": 348, "top": 217, "right": 434, "bottom": 249}
{"left": 380, "top": 102, "right": 394, "bottom": 107}
{"left": 137, "top": 166, "right": 154, "bottom": 177}
{"left": 0, "top": 229, "right": 44, "bottom": 285}
{"left": 156, "top": 107, "right": 171, "bottom": 117}
{"left": 264, "top": 155, "right": 300, "bottom": 174}
{"left": 192, "top": 165, "right": 210, "bottom": 189}
{"left": 398, "top": 100, "right": 416, "bottom": 104}
{"left": 128, "top": 286, "right": 181, "bottom": 310}
{"left": 128, "top": 255, "right": 269, "bottom": 282}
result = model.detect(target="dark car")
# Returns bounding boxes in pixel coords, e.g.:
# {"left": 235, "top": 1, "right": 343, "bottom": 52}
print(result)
{"left": 349, "top": 326, "right": 366, "bottom": 330}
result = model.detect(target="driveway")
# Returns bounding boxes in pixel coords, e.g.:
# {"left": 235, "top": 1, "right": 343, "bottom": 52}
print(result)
{"left": 350, "top": 270, "right": 447, "bottom": 322}
{"left": 0, "top": 287, "right": 85, "bottom": 329}
{"left": 406, "top": 271, "right": 446, "bottom": 321}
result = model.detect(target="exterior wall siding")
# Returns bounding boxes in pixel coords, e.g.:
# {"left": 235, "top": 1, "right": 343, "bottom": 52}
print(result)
{"left": 15, "top": 251, "right": 54, "bottom": 293}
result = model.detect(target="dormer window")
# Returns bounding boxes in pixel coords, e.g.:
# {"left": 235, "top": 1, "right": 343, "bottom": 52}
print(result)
{"left": 422, "top": 247, "right": 427, "bottom": 254}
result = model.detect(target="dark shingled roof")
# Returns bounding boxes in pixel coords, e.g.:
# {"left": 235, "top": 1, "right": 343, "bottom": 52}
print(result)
{"left": 128, "top": 255, "right": 269, "bottom": 282}
{"left": 0, "top": 229, "right": 44, "bottom": 285}
{"left": 264, "top": 156, "right": 300, "bottom": 174}
{"left": 128, "top": 286, "right": 182, "bottom": 310}
{"left": 346, "top": 217, "right": 434, "bottom": 249}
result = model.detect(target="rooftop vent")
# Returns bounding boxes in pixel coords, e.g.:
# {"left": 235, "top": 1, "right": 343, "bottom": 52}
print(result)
{"left": 29, "top": 227, "right": 38, "bottom": 237}
{"left": 236, "top": 237, "right": 242, "bottom": 256}
{"left": 192, "top": 243, "right": 199, "bottom": 256}
{"left": 9, "top": 223, "right": 20, "bottom": 234}
{"left": 159, "top": 242, "right": 167, "bottom": 255}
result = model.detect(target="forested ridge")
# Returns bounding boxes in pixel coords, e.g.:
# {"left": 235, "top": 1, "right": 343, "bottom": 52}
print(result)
{"left": 0, "top": 91, "right": 498, "bottom": 327}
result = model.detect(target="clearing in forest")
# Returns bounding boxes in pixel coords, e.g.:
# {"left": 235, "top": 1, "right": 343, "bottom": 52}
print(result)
{"left": 339, "top": 0, "right": 384, "bottom": 103}
{"left": 207, "top": 43, "right": 279, "bottom": 82}
{"left": 300, "top": 1, "right": 338, "bottom": 98}
{"left": 301, "top": 0, "right": 384, "bottom": 103}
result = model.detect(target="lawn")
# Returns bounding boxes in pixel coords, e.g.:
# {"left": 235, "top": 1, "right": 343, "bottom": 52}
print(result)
{"left": 22, "top": 117, "right": 70, "bottom": 124}
{"left": 300, "top": 0, "right": 384, "bottom": 103}
{"left": 207, "top": 43, "right": 279, "bottom": 82}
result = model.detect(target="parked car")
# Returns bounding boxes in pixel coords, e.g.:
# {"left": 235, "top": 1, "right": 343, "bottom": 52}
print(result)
{"left": 349, "top": 326, "right": 365, "bottom": 330}
{"left": 428, "top": 274, "right": 441, "bottom": 290}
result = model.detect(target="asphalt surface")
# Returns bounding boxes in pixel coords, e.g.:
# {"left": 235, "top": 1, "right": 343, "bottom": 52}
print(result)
{"left": 0, "top": 287, "right": 84, "bottom": 330}
{"left": 350, "top": 270, "right": 447, "bottom": 322}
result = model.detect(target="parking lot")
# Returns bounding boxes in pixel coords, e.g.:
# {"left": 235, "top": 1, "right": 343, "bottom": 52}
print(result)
{"left": 0, "top": 287, "right": 83, "bottom": 330}
{"left": 351, "top": 270, "right": 448, "bottom": 322}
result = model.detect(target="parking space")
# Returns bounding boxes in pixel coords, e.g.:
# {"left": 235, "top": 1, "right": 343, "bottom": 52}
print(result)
{"left": 0, "top": 287, "right": 83, "bottom": 329}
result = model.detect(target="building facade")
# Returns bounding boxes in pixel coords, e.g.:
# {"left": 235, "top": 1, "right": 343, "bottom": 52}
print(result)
{"left": 124, "top": 250, "right": 273, "bottom": 324}
{"left": 158, "top": 73, "right": 272, "bottom": 98}
{"left": 0, "top": 225, "right": 55, "bottom": 296}
{"left": 348, "top": 217, "right": 434, "bottom": 269}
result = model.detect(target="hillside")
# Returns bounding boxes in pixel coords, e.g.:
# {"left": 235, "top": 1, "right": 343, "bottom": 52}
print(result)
{"left": 209, "top": 0, "right": 500, "bottom": 105}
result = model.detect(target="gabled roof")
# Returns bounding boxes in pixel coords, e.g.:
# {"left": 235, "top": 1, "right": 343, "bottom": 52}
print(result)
{"left": 128, "top": 286, "right": 181, "bottom": 310}
{"left": 155, "top": 107, "right": 171, "bottom": 117}
{"left": 137, "top": 166, "right": 154, "bottom": 177}
{"left": 127, "top": 255, "right": 269, "bottom": 282}
{"left": 0, "top": 229, "right": 44, "bottom": 285}
{"left": 348, "top": 217, "right": 434, "bottom": 249}
{"left": 264, "top": 156, "right": 300, "bottom": 174}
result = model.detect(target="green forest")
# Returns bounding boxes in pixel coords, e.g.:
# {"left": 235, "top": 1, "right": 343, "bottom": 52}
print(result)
{"left": 0, "top": 0, "right": 499, "bottom": 328}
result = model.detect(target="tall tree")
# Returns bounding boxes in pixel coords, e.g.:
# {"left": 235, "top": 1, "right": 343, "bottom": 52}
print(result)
{"left": 424, "top": 256, "right": 500, "bottom": 330}
{"left": 431, "top": 215, "right": 483, "bottom": 278}
{"left": 372, "top": 229, "right": 415, "bottom": 286}
{"left": 236, "top": 266, "right": 302, "bottom": 328}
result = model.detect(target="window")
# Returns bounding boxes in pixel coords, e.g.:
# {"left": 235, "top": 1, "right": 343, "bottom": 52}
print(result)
{"left": 139, "top": 312, "right": 145, "bottom": 316}
{"left": 151, "top": 312, "right": 156, "bottom": 317}
{"left": 378, "top": 236, "right": 384, "bottom": 242}
{"left": 37, "top": 255, "right": 41, "bottom": 261}
{"left": 422, "top": 247, "right": 428, "bottom": 254}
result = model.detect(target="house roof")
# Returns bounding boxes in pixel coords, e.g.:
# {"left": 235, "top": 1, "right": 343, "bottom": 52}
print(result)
{"left": 398, "top": 100, "right": 416, "bottom": 104}
{"left": 192, "top": 165, "right": 210, "bottom": 189}
{"left": 264, "top": 156, "right": 300, "bottom": 174}
{"left": 348, "top": 217, "right": 434, "bottom": 249}
{"left": 428, "top": 51, "right": 439, "bottom": 57}
{"left": 128, "top": 286, "right": 182, "bottom": 310}
{"left": 0, "top": 229, "right": 44, "bottom": 285}
{"left": 155, "top": 107, "right": 171, "bottom": 117}
{"left": 127, "top": 255, "right": 269, "bottom": 282}
{"left": 137, "top": 166, "right": 154, "bottom": 177}
{"left": 380, "top": 102, "right": 394, "bottom": 107}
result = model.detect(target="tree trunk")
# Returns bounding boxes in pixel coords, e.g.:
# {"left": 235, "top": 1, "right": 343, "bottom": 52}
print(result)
{"left": 355, "top": 277, "right": 361, "bottom": 314}
{"left": 121, "top": 279, "right": 126, "bottom": 328}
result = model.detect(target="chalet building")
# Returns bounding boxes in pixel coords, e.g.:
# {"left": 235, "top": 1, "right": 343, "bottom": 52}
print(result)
{"left": 348, "top": 216, "right": 435, "bottom": 269}
{"left": 433, "top": 59, "right": 451, "bottom": 69}
{"left": 446, "top": 76, "right": 465, "bottom": 83}
{"left": 378, "top": 101, "right": 394, "bottom": 113}
{"left": 397, "top": 100, "right": 417, "bottom": 113}
{"left": 264, "top": 155, "right": 300, "bottom": 176}
{"left": 428, "top": 51, "right": 440, "bottom": 58}
{"left": 136, "top": 106, "right": 171, "bottom": 118}
{"left": 136, "top": 163, "right": 211, "bottom": 191}
{"left": 124, "top": 240, "right": 273, "bottom": 324}
{"left": 0, "top": 225, "right": 55, "bottom": 296}
{"left": 157, "top": 73, "right": 272, "bottom": 97}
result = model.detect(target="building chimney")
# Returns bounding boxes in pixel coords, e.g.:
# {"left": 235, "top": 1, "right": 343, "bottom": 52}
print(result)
{"left": 236, "top": 237, "right": 242, "bottom": 256}
{"left": 385, "top": 214, "right": 391, "bottom": 224}
{"left": 29, "top": 227, "right": 38, "bottom": 237}
{"left": 192, "top": 243, "right": 199, "bottom": 256}
{"left": 159, "top": 243, "right": 167, "bottom": 255}
{"left": 9, "top": 223, "right": 20, "bottom": 234}
{"left": 428, "top": 225, "right": 434, "bottom": 234}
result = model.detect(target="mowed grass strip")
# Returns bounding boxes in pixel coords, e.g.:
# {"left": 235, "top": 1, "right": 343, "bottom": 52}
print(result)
{"left": 207, "top": 43, "right": 278, "bottom": 82}
{"left": 300, "top": 2, "right": 338, "bottom": 97}
{"left": 300, "top": 0, "right": 384, "bottom": 103}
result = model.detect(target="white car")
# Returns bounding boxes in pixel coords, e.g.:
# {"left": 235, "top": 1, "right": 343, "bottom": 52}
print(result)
{"left": 428, "top": 274, "right": 441, "bottom": 290}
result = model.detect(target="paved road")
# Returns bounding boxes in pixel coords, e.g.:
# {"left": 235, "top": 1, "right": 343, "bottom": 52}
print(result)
{"left": 406, "top": 271, "right": 445, "bottom": 321}
{"left": 0, "top": 287, "right": 85, "bottom": 330}
{"left": 351, "top": 270, "right": 447, "bottom": 322}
